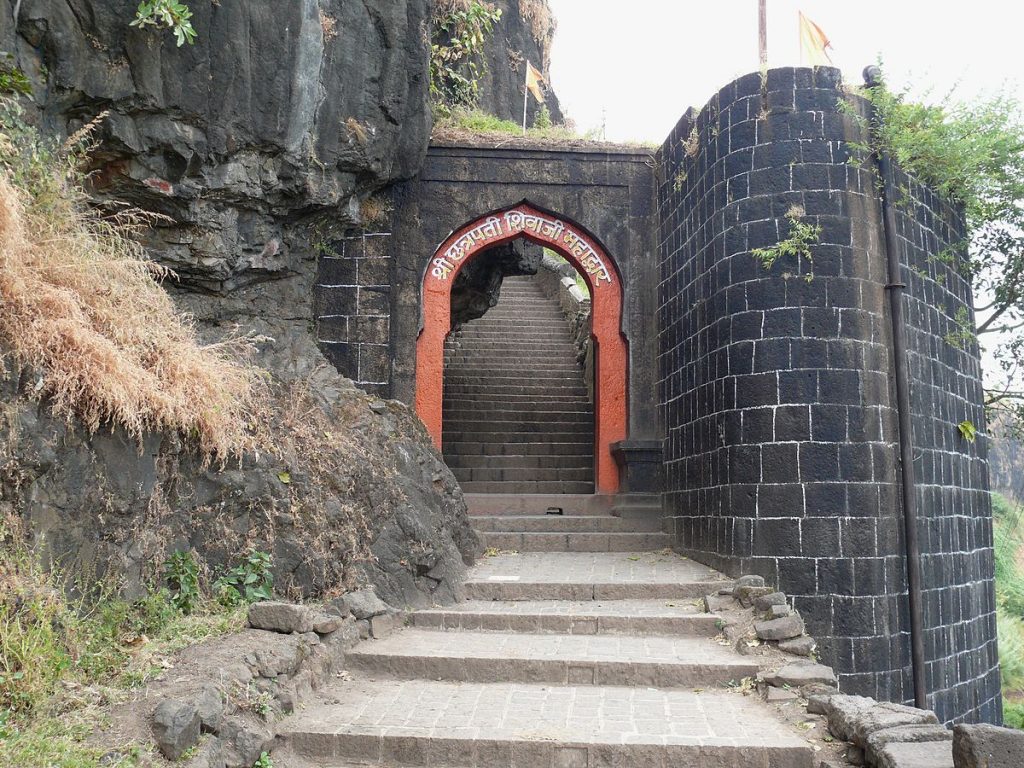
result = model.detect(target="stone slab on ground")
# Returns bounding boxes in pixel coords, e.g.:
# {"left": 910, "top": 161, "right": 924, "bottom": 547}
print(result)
{"left": 953, "top": 723, "right": 1024, "bottom": 767}
{"left": 866, "top": 724, "right": 953, "bottom": 768}
{"left": 876, "top": 740, "right": 954, "bottom": 768}
{"left": 755, "top": 615, "right": 805, "bottom": 641}
{"left": 248, "top": 602, "right": 314, "bottom": 634}
{"left": 766, "top": 662, "right": 838, "bottom": 688}
{"left": 283, "top": 678, "right": 815, "bottom": 767}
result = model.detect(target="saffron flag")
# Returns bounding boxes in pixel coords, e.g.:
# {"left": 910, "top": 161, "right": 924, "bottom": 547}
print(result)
{"left": 798, "top": 11, "right": 833, "bottom": 66}
{"left": 525, "top": 60, "right": 545, "bottom": 103}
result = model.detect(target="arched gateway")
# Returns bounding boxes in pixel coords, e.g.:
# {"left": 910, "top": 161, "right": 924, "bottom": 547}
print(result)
{"left": 415, "top": 202, "right": 627, "bottom": 494}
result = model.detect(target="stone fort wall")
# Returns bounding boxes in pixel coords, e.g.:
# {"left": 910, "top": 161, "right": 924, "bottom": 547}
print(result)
{"left": 656, "top": 67, "right": 999, "bottom": 723}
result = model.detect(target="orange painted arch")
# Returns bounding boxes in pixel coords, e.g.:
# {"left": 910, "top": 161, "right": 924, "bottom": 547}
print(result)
{"left": 415, "top": 201, "right": 628, "bottom": 494}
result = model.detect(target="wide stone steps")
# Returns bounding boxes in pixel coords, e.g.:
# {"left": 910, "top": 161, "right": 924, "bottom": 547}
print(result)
{"left": 464, "top": 551, "right": 732, "bottom": 600}
{"left": 345, "top": 628, "right": 760, "bottom": 687}
{"left": 445, "top": 455, "right": 593, "bottom": 469}
{"left": 284, "top": 679, "right": 812, "bottom": 768}
{"left": 458, "top": 480, "right": 595, "bottom": 494}
{"left": 445, "top": 442, "right": 592, "bottom": 457}
{"left": 445, "top": 430, "right": 592, "bottom": 444}
{"left": 452, "top": 468, "right": 593, "bottom": 485}
{"left": 471, "top": 515, "right": 659, "bottom": 532}
{"left": 411, "top": 599, "right": 722, "bottom": 636}
{"left": 281, "top": 546, "right": 813, "bottom": 768}
{"left": 477, "top": 530, "right": 673, "bottom": 552}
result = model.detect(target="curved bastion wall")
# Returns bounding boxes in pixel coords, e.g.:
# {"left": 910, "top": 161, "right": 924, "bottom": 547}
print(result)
{"left": 655, "top": 66, "right": 999, "bottom": 724}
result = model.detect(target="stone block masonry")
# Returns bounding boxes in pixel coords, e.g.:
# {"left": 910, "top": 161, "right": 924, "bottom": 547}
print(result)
{"left": 655, "top": 67, "right": 999, "bottom": 724}
{"left": 315, "top": 232, "right": 393, "bottom": 397}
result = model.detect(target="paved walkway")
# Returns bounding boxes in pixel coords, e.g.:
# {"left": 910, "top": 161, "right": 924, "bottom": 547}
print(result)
{"left": 280, "top": 511, "right": 814, "bottom": 767}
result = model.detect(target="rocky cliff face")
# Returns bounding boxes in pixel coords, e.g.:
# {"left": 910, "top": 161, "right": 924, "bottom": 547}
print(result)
{"left": 476, "top": 0, "right": 563, "bottom": 125}
{"left": 0, "top": 0, "right": 480, "bottom": 607}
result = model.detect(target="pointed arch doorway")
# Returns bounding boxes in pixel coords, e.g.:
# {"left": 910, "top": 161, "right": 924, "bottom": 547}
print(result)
{"left": 416, "top": 201, "right": 627, "bottom": 494}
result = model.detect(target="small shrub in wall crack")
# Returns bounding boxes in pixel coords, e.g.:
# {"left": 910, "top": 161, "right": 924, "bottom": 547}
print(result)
{"left": 751, "top": 205, "right": 820, "bottom": 282}
{"left": 253, "top": 751, "right": 274, "bottom": 768}
{"left": 130, "top": 1, "right": 197, "bottom": 46}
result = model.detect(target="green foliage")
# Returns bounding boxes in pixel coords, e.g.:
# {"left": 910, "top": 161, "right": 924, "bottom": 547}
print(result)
{"left": 253, "top": 752, "right": 275, "bottom": 768}
{"left": 429, "top": 1, "right": 502, "bottom": 113}
{"left": 957, "top": 420, "right": 978, "bottom": 443}
{"left": 944, "top": 307, "right": 976, "bottom": 350}
{"left": 131, "top": 1, "right": 197, "bottom": 46}
{"left": 213, "top": 551, "right": 274, "bottom": 607}
{"left": 751, "top": 205, "right": 821, "bottom": 282}
{"left": 992, "top": 493, "right": 1024, "bottom": 728}
{"left": 164, "top": 550, "right": 200, "bottom": 614}
{"left": 849, "top": 74, "right": 1024, "bottom": 432}
{"left": 1005, "top": 699, "right": 1024, "bottom": 730}
{"left": 0, "top": 54, "right": 31, "bottom": 96}
{"left": 0, "top": 518, "right": 245, "bottom": 764}
{"left": 533, "top": 104, "right": 552, "bottom": 130}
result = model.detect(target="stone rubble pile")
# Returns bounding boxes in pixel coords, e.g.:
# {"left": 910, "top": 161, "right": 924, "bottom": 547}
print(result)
{"left": 707, "top": 575, "right": 1024, "bottom": 768}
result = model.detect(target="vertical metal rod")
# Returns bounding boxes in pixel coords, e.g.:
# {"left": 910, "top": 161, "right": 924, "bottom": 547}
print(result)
{"left": 864, "top": 66, "right": 928, "bottom": 710}
{"left": 758, "top": 0, "right": 768, "bottom": 67}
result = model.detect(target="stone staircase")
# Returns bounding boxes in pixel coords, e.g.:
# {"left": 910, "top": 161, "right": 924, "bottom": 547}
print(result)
{"left": 442, "top": 275, "right": 594, "bottom": 494}
{"left": 280, "top": 497, "right": 815, "bottom": 767}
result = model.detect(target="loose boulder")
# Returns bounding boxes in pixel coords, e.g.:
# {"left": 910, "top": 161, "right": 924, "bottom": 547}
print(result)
{"left": 953, "top": 723, "right": 1024, "bottom": 768}
{"left": 342, "top": 588, "right": 390, "bottom": 620}
{"left": 152, "top": 699, "right": 201, "bottom": 760}
{"left": 248, "top": 602, "right": 314, "bottom": 634}
{"left": 755, "top": 615, "right": 805, "bottom": 641}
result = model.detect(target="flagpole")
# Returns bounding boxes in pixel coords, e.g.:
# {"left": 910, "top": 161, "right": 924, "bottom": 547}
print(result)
{"left": 758, "top": 0, "right": 767, "bottom": 68}
{"left": 522, "top": 82, "right": 528, "bottom": 135}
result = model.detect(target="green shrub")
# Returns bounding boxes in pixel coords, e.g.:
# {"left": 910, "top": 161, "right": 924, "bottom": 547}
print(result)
{"left": 164, "top": 550, "right": 201, "bottom": 614}
{"left": 214, "top": 551, "right": 274, "bottom": 606}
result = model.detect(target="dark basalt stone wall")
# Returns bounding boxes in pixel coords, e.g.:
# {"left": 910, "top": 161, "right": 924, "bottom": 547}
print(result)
{"left": 892, "top": 171, "right": 1000, "bottom": 724}
{"left": 656, "top": 67, "right": 999, "bottom": 724}
{"left": 382, "top": 141, "right": 660, "bottom": 445}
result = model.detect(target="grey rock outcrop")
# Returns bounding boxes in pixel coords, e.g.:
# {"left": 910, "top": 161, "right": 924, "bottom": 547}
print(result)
{"left": 0, "top": 0, "right": 479, "bottom": 609}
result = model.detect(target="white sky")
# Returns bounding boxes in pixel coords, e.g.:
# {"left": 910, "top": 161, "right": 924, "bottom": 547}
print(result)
{"left": 548, "top": 0, "right": 1024, "bottom": 143}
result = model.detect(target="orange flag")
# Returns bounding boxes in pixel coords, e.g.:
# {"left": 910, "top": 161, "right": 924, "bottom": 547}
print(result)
{"left": 525, "top": 60, "right": 545, "bottom": 103}
{"left": 798, "top": 12, "right": 833, "bottom": 66}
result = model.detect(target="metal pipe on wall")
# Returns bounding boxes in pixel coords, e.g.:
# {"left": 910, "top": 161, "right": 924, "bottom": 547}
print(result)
{"left": 863, "top": 65, "right": 928, "bottom": 709}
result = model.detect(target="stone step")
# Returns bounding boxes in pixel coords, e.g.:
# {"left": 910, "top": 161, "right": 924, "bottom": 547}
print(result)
{"left": 446, "top": 442, "right": 592, "bottom": 457}
{"left": 412, "top": 599, "right": 721, "bottom": 636}
{"left": 444, "top": 385, "right": 590, "bottom": 396}
{"left": 465, "top": 493, "right": 611, "bottom": 515}
{"left": 477, "top": 530, "right": 673, "bottom": 552}
{"left": 464, "top": 551, "right": 731, "bottom": 600}
{"left": 283, "top": 679, "right": 814, "bottom": 768}
{"left": 445, "top": 455, "right": 593, "bottom": 470}
{"left": 444, "top": 362, "right": 584, "bottom": 373}
{"left": 345, "top": 629, "right": 759, "bottom": 688}
{"left": 471, "top": 515, "right": 657, "bottom": 532}
{"left": 444, "top": 430, "right": 593, "bottom": 444}
{"left": 442, "top": 402, "right": 592, "bottom": 415}
{"left": 451, "top": 467, "right": 594, "bottom": 484}
{"left": 444, "top": 374, "right": 589, "bottom": 385}
{"left": 458, "top": 480, "right": 596, "bottom": 494}
{"left": 444, "top": 417, "right": 591, "bottom": 429}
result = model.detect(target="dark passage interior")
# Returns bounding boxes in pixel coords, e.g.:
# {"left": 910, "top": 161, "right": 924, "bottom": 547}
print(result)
{"left": 442, "top": 273, "right": 595, "bottom": 494}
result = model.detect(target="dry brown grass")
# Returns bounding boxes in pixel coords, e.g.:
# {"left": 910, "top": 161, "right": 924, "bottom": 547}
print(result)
{"left": 518, "top": 0, "right": 556, "bottom": 49}
{"left": 0, "top": 102, "right": 267, "bottom": 460}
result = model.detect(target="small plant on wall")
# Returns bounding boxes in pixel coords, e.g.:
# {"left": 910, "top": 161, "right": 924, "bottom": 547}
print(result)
{"left": 429, "top": 1, "right": 503, "bottom": 115}
{"left": 750, "top": 205, "right": 821, "bottom": 282}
